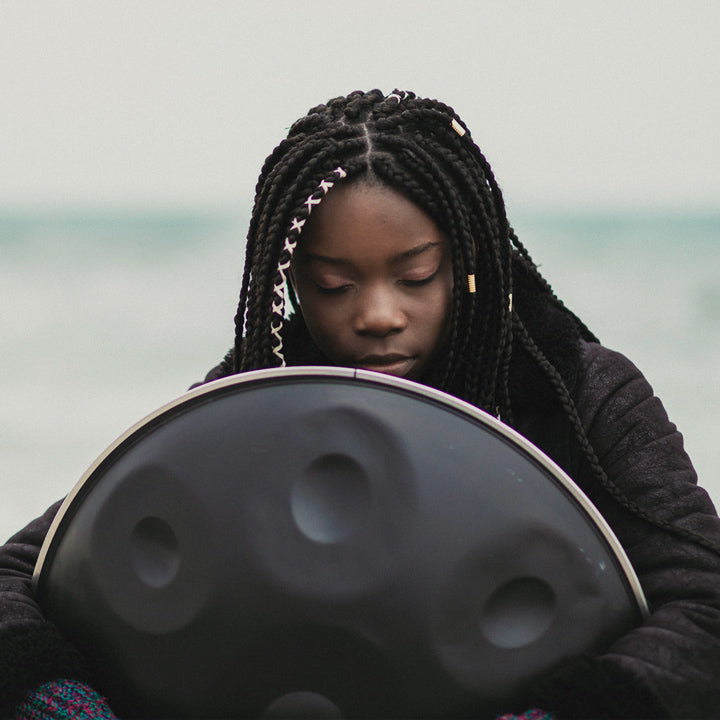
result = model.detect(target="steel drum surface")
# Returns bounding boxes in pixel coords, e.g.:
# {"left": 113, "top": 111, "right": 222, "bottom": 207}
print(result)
{"left": 34, "top": 367, "right": 647, "bottom": 719}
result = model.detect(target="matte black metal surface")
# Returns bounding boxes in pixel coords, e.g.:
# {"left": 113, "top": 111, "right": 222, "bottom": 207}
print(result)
{"left": 35, "top": 368, "right": 646, "bottom": 719}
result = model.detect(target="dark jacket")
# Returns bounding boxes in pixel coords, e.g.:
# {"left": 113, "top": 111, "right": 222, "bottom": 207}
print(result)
{"left": 1, "top": 342, "right": 719, "bottom": 718}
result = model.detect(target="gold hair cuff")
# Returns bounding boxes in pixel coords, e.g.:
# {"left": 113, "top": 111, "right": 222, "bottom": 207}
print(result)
{"left": 451, "top": 118, "right": 466, "bottom": 136}
{"left": 467, "top": 274, "right": 476, "bottom": 293}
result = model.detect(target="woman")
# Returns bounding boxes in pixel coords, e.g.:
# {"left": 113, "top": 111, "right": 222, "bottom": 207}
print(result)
{"left": 3, "top": 89, "right": 720, "bottom": 719}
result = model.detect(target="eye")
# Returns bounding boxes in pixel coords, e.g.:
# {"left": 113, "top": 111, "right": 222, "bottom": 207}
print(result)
{"left": 401, "top": 266, "right": 440, "bottom": 287}
{"left": 312, "top": 281, "right": 352, "bottom": 295}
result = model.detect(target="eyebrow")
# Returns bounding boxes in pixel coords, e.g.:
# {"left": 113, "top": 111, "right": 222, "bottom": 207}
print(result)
{"left": 299, "top": 241, "right": 443, "bottom": 266}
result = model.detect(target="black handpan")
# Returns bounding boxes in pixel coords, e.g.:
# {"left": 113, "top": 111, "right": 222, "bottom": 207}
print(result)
{"left": 34, "top": 368, "right": 647, "bottom": 719}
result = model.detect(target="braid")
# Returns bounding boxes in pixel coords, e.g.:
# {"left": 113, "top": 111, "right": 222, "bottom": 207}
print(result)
{"left": 268, "top": 166, "right": 349, "bottom": 366}
{"left": 232, "top": 89, "right": 518, "bottom": 414}
{"left": 227, "top": 88, "right": 719, "bottom": 558}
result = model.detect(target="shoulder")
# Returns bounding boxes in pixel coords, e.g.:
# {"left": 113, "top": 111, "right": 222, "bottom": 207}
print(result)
{"left": 574, "top": 341, "right": 668, "bottom": 441}
{"left": 574, "top": 342, "right": 720, "bottom": 529}
{"left": 576, "top": 341, "right": 646, "bottom": 398}
{"left": 191, "top": 348, "right": 235, "bottom": 389}
{"left": 574, "top": 339, "right": 684, "bottom": 463}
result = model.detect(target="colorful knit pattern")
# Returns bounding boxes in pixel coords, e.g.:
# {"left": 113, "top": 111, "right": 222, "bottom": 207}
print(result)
{"left": 495, "top": 710, "right": 556, "bottom": 720}
{"left": 12, "top": 679, "right": 118, "bottom": 720}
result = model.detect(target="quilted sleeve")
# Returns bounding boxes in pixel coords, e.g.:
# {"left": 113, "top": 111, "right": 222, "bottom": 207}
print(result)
{"left": 532, "top": 343, "right": 720, "bottom": 718}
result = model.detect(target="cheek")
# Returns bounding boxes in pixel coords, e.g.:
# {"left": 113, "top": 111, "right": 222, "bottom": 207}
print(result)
{"left": 427, "top": 273, "right": 453, "bottom": 334}
{"left": 296, "top": 295, "right": 347, "bottom": 353}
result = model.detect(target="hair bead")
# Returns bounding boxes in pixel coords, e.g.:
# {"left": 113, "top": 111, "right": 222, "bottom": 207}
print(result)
{"left": 451, "top": 118, "right": 466, "bottom": 136}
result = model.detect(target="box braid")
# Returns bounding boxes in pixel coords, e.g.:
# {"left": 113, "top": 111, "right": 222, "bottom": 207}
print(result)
{"left": 228, "top": 89, "right": 720, "bottom": 558}
{"left": 234, "top": 90, "right": 517, "bottom": 411}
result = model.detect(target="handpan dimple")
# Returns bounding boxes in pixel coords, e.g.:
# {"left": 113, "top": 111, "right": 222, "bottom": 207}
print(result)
{"left": 479, "top": 576, "right": 556, "bottom": 649}
{"left": 241, "top": 400, "right": 417, "bottom": 598}
{"left": 87, "top": 465, "right": 215, "bottom": 636}
{"left": 130, "top": 516, "right": 180, "bottom": 588}
{"left": 291, "top": 453, "right": 371, "bottom": 544}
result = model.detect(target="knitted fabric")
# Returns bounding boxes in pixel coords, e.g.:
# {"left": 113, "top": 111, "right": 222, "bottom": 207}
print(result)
{"left": 11, "top": 680, "right": 117, "bottom": 720}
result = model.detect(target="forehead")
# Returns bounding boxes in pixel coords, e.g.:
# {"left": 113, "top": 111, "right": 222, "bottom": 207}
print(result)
{"left": 299, "top": 182, "right": 447, "bottom": 259}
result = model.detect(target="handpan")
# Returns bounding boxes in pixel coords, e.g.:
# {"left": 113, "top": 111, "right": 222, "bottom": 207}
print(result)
{"left": 34, "top": 367, "right": 647, "bottom": 719}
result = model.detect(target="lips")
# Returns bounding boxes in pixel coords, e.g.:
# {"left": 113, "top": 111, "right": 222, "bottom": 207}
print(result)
{"left": 355, "top": 354, "right": 416, "bottom": 377}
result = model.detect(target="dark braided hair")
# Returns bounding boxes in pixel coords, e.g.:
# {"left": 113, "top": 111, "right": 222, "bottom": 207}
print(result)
{"left": 226, "top": 88, "right": 719, "bottom": 558}
{"left": 235, "top": 89, "right": 546, "bottom": 412}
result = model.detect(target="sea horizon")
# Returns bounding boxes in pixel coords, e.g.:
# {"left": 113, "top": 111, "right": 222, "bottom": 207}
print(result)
{"left": 2, "top": 206, "right": 718, "bottom": 541}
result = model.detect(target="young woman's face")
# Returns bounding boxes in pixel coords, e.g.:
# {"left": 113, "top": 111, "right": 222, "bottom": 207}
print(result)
{"left": 292, "top": 182, "right": 453, "bottom": 381}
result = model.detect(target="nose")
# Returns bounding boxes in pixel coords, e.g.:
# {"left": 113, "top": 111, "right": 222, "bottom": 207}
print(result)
{"left": 353, "top": 285, "right": 407, "bottom": 337}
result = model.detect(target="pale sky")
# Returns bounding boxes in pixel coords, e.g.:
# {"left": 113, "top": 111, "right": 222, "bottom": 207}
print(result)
{"left": 2, "top": 0, "right": 719, "bottom": 213}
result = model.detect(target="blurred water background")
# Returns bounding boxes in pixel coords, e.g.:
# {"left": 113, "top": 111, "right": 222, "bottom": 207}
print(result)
{"left": 1, "top": 208, "right": 719, "bottom": 541}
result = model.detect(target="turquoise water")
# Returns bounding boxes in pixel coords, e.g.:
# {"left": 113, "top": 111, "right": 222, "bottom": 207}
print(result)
{"left": 1, "top": 209, "right": 719, "bottom": 541}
